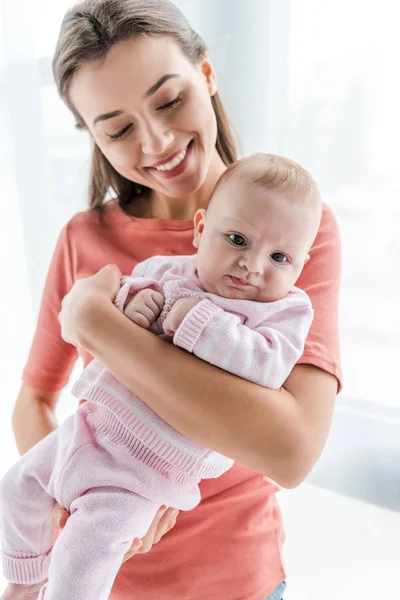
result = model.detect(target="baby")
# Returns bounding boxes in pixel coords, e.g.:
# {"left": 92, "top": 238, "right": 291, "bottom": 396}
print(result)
{"left": 0, "top": 154, "right": 322, "bottom": 600}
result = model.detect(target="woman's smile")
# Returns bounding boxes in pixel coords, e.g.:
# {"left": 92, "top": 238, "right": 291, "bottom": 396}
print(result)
{"left": 146, "top": 139, "right": 194, "bottom": 179}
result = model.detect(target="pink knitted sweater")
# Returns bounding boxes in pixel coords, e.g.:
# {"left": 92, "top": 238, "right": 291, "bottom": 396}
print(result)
{"left": 71, "top": 254, "right": 313, "bottom": 480}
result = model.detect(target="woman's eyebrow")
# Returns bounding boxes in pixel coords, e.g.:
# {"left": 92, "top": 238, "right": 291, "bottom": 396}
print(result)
{"left": 93, "top": 110, "right": 123, "bottom": 126}
{"left": 92, "top": 74, "right": 180, "bottom": 127}
{"left": 144, "top": 73, "right": 179, "bottom": 98}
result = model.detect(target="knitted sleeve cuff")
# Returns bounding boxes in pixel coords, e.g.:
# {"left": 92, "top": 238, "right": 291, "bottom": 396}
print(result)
{"left": 173, "top": 299, "right": 223, "bottom": 353}
{"left": 114, "top": 278, "right": 162, "bottom": 314}
{"left": 114, "top": 281, "right": 132, "bottom": 313}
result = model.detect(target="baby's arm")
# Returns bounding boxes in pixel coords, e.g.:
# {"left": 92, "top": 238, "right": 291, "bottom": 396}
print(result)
{"left": 114, "top": 270, "right": 164, "bottom": 329}
{"left": 168, "top": 293, "right": 313, "bottom": 389}
{"left": 114, "top": 256, "right": 189, "bottom": 328}
{"left": 122, "top": 287, "right": 164, "bottom": 329}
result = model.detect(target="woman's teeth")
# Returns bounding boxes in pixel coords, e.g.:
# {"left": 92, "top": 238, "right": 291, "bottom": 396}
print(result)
{"left": 154, "top": 147, "right": 188, "bottom": 171}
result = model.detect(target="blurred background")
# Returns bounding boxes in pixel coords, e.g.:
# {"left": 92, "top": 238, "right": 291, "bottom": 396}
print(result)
{"left": 0, "top": 1, "right": 399, "bottom": 598}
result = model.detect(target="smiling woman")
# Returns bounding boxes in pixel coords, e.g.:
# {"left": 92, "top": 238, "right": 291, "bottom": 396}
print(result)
{"left": 53, "top": 6, "right": 236, "bottom": 218}
{"left": 65, "top": 36, "right": 224, "bottom": 218}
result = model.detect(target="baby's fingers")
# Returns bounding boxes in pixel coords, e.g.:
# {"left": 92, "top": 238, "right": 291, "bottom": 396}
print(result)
{"left": 150, "top": 291, "right": 165, "bottom": 311}
{"left": 126, "top": 310, "right": 152, "bottom": 329}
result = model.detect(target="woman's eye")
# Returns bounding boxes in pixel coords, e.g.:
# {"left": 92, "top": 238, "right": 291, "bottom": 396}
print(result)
{"left": 271, "top": 252, "right": 288, "bottom": 263}
{"left": 108, "top": 124, "right": 132, "bottom": 141}
{"left": 158, "top": 94, "right": 183, "bottom": 111}
{"left": 228, "top": 234, "right": 247, "bottom": 247}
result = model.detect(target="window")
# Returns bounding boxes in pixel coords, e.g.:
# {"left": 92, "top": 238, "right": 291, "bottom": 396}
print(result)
{"left": 283, "top": 0, "right": 400, "bottom": 409}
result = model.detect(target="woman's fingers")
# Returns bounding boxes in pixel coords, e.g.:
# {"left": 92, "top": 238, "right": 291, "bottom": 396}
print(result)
{"left": 52, "top": 503, "right": 70, "bottom": 529}
{"left": 58, "top": 264, "right": 122, "bottom": 346}
{"left": 96, "top": 264, "right": 122, "bottom": 297}
{"left": 122, "top": 506, "right": 179, "bottom": 562}
{"left": 121, "top": 538, "right": 143, "bottom": 563}
{"left": 52, "top": 501, "right": 178, "bottom": 565}
{"left": 136, "top": 505, "right": 168, "bottom": 554}
{"left": 152, "top": 508, "right": 179, "bottom": 544}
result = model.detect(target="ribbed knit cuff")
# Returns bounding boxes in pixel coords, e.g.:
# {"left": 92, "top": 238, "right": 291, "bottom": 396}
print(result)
{"left": 115, "top": 279, "right": 162, "bottom": 314}
{"left": 173, "top": 299, "right": 222, "bottom": 353}
{"left": 2, "top": 551, "right": 51, "bottom": 584}
{"left": 114, "top": 282, "right": 131, "bottom": 313}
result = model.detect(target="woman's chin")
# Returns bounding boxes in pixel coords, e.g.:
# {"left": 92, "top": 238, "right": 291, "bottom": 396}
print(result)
{"left": 151, "top": 156, "right": 210, "bottom": 201}
{"left": 153, "top": 176, "right": 205, "bottom": 205}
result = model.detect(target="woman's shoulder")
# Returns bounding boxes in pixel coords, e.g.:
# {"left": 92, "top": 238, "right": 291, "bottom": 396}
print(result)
{"left": 298, "top": 202, "right": 341, "bottom": 288}
{"left": 59, "top": 202, "right": 136, "bottom": 257}
{"left": 64, "top": 201, "right": 121, "bottom": 231}
{"left": 66, "top": 208, "right": 98, "bottom": 228}
{"left": 296, "top": 202, "right": 342, "bottom": 387}
{"left": 317, "top": 202, "right": 340, "bottom": 244}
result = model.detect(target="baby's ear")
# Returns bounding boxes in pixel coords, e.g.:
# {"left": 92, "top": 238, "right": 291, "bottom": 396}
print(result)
{"left": 193, "top": 209, "right": 206, "bottom": 248}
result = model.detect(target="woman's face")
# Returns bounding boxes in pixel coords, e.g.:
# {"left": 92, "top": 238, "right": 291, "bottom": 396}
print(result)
{"left": 69, "top": 36, "right": 219, "bottom": 199}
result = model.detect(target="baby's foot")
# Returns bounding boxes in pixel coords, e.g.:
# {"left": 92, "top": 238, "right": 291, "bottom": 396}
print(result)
{"left": 0, "top": 582, "right": 45, "bottom": 600}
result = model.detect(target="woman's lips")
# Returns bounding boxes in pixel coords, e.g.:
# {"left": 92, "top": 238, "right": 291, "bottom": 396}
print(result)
{"left": 148, "top": 140, "right": 193, "bottom": 180}
{"left": 149, "top": 146, "right": 187, "bottom": 168}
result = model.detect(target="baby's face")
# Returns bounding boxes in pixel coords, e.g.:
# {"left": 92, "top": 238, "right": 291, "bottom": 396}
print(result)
{"left": 194, "top": 180, "right": 319, "bottom": 302}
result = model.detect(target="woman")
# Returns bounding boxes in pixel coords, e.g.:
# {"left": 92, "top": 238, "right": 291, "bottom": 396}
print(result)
{"left": 14, "top": 1, "right": 342, "bottom": 598}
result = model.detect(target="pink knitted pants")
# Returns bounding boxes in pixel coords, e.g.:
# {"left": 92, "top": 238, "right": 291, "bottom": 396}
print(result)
{"left": 0, "top": 404, "right": 201, "bottom": 600}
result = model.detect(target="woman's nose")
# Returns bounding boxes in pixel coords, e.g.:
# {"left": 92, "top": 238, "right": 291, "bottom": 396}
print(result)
{"left": 140, "top": 121, "right": 174, "bottom": 156}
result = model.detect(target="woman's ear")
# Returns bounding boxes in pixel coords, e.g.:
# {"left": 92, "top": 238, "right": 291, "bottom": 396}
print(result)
{"left": 199, "top": 53, "right": 218, "bottom": 96}
{"left": 193, "top": 209, "right": 206, "bottom": 248}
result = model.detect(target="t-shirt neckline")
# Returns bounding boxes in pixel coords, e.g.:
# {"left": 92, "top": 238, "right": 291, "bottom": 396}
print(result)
{"left": 108, "top": 200, "right": 195, "bottom": 231}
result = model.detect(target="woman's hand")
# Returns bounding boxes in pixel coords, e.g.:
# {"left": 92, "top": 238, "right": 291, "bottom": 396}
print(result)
{"left": 58, "top": 265, "right": 121, "bottom": 347}
{"left": 52, "top": 503, "right": 179, "bottom": 561}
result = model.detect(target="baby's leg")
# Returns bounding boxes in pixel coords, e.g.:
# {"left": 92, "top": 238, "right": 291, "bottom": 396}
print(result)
{"left": 0, "top": 416, "right": 77, "bottom": 597}
{"left": 0, "top": 453, "right": 56, "bottom": 584}
{"left": 39, "top": 487, "right": 159, "bottom": 600}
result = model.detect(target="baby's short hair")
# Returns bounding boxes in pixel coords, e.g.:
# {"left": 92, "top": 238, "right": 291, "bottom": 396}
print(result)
{"left": 211, "top": 153, "right": 319, "bottom": 207}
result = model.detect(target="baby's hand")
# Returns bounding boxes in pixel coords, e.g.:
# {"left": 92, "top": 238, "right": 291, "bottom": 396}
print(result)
{"left": 163, "top": 298, "right": 201, "bottom": 336}
{"left": 124, "top": 289, "right": 164, "bottom": 329}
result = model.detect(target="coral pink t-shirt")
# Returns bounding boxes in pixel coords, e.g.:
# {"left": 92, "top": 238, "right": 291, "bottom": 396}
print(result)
{"left": 23, "top": 201, "right": 342, "bottom": 600}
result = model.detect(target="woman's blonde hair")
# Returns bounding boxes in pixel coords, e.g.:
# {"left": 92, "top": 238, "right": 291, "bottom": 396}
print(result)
{"left": 52, "top": 0, "right": 237, "bottom": 213}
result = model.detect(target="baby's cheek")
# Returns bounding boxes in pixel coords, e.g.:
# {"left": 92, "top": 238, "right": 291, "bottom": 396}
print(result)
{"left": 279, "top": 272, "right": 296, "bottom": 296}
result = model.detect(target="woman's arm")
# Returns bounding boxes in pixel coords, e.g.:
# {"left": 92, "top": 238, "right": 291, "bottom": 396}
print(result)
{"left": 12, "top": 384, "right": 59, "bottom": 455}
{"left": 59, "top": 266, "right": 337, "bottom": 488}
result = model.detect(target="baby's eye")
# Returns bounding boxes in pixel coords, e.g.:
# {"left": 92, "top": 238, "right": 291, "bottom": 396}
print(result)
{"left": 271, "top": 252, "right": 288, "bottom": 263}
{"left": 227, "top": 234, "right": 247, "bottom": 247}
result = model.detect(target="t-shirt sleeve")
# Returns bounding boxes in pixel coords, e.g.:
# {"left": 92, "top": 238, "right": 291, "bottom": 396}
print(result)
{"left": 22, "top": 223, "right": 79, "bottom": 393}
{"left": 295, "top": 203, "right": 343, "bottom": 392}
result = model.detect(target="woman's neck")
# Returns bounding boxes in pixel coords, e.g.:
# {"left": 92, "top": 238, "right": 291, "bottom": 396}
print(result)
{"left": 145, "top": 150, "right": 227, "bottom": 220}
